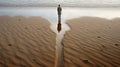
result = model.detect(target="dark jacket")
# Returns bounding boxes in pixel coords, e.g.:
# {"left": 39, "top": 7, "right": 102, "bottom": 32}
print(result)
{"left": 57, "top": 6, "right": 62, "bottom": 15}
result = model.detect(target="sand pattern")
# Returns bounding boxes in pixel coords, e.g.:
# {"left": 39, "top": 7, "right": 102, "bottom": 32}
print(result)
{"left": 0, "top": 16, "right": 56, "bottom": 67}
{"left": 63, "top": 17, "right": 120, "bottom": 67}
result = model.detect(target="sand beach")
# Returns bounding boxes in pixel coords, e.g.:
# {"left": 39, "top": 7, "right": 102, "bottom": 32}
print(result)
{"left": 63, "top": 17, "right": 120, "bottom": 67}
{"left": 0, "top": 16, "right": 56, "bottom": 67}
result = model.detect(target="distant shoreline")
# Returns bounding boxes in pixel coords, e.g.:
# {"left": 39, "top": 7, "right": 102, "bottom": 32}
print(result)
{"left": 0, "top": 6, "right": 120, "bottom": 9}
{"left": 0, "top": 4, "right": 120, "bottom": 8}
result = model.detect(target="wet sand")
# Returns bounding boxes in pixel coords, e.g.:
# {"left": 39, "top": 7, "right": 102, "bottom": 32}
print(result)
{"left": 0, "top": 16, "right": 56, "bottom": 67}
{"left": 1, "top": 16, "right": 120, "bottom": 67}
{"left": 63, "top": 17, "right": 120, "bottom": 67}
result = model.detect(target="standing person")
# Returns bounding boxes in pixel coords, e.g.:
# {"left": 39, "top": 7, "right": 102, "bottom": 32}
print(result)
{"left": 57, "top": 4, "right": 62, "bottom": 22}
{"left": 57, "top": 4, "right": 62, "bottom": 32}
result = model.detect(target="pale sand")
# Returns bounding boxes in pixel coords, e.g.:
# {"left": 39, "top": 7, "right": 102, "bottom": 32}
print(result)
{"left": 63, "top": 17, "right": 120, "bottom": 67}
{"left": 0, "top": 16, "right": 56, "bottom": 67}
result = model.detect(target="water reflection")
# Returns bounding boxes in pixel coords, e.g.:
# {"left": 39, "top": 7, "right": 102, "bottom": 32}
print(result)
{"left": 0, "top": 7, "right": 120, "bottom": 34}
{"left": 0, "top": 7, "right": 120, "bottom": 67}
{"left": 57, "top": 20, "right": 61, "bottom": 32}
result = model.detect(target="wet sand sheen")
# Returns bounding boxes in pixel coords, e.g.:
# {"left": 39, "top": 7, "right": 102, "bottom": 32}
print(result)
{"left": 55, "top": 34, "right": 64, "bottom": 67}
{"left": 0, "top": 16, "right": 56, "bottom": 67}
{"left": 54, "top": 19, "right": 70, "bottom": 67}
{"left": 63, "top": 17, "right": 120, "bottom": 67}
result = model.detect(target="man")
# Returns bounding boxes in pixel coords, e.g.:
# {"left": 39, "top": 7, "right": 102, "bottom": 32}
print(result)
{"left": 57, "top": 4, "right": 62, "bottom": 21}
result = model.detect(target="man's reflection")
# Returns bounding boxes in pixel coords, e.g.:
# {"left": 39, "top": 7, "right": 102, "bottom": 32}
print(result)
{"left": 57, "top": 20, "right": 61, "bottom": 32}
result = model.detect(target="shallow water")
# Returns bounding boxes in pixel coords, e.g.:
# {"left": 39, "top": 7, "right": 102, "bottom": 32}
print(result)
{"left": 0, "top": 7, "right": 120, "bottom": 67}
{"left": 0, "top": 7, "right": 120, "bottom": 33}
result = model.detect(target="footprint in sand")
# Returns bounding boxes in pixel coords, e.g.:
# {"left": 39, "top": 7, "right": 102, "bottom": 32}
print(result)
{"left": 97, "top": 36, "right": 101, "bottom": 38}
{"left": 115, "top": 44, "right": 119, "bottom": 46}
{"left": 8, "top": 44, "right": 12, "bottom": 46}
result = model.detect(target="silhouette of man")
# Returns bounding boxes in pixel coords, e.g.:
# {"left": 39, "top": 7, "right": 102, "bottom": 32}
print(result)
{"left": 57, "top": 4, "right": 62, "bottom": 21}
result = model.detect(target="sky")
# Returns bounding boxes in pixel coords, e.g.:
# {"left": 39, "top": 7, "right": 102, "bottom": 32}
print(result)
{"left": 0, "top": 0, "right": 120, "bottom": 6}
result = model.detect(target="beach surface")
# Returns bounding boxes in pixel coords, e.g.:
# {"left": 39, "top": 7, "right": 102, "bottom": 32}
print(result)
{"left": 0, "top": 16, "right": 120, "bottom": 67}
{"left": 63, "top": 17, "right": 120, "bottom": 67}
{"left": 0, "top": 16, "right": 56, "bottom": 67}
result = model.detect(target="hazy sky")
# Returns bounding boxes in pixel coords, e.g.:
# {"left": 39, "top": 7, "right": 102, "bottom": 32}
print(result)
{"left": 0, "top": 0, "right": 120, "bottom": 5}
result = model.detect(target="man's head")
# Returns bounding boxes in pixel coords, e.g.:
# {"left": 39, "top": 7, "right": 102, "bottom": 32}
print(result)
{"left": 58, "top": 4, "right": 60, "bottom": 7}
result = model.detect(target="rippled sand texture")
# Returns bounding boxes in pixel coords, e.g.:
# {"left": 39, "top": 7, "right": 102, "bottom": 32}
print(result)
{"left": 0, "top": 16, "right": 56, "bottom": 67}
{"left": 63, "top": 17, "right": 120, "bottom": 67}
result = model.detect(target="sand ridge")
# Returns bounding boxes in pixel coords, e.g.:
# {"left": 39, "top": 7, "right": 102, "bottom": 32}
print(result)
{"left": 0, "top": 16, "right": 56, "bottom": 67}
{"left": 0, "top": 16, "right": 120, "bottom": 67}
{"left": 63, "top": 17, "right": 120, "bottom": 67}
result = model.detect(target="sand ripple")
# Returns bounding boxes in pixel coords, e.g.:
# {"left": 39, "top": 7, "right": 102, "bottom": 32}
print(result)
{"left": 63, "top": 17, "right": 120, "bottom": 67}
{"left": 0, "top": 16, "right": 56, "bottom": 67}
